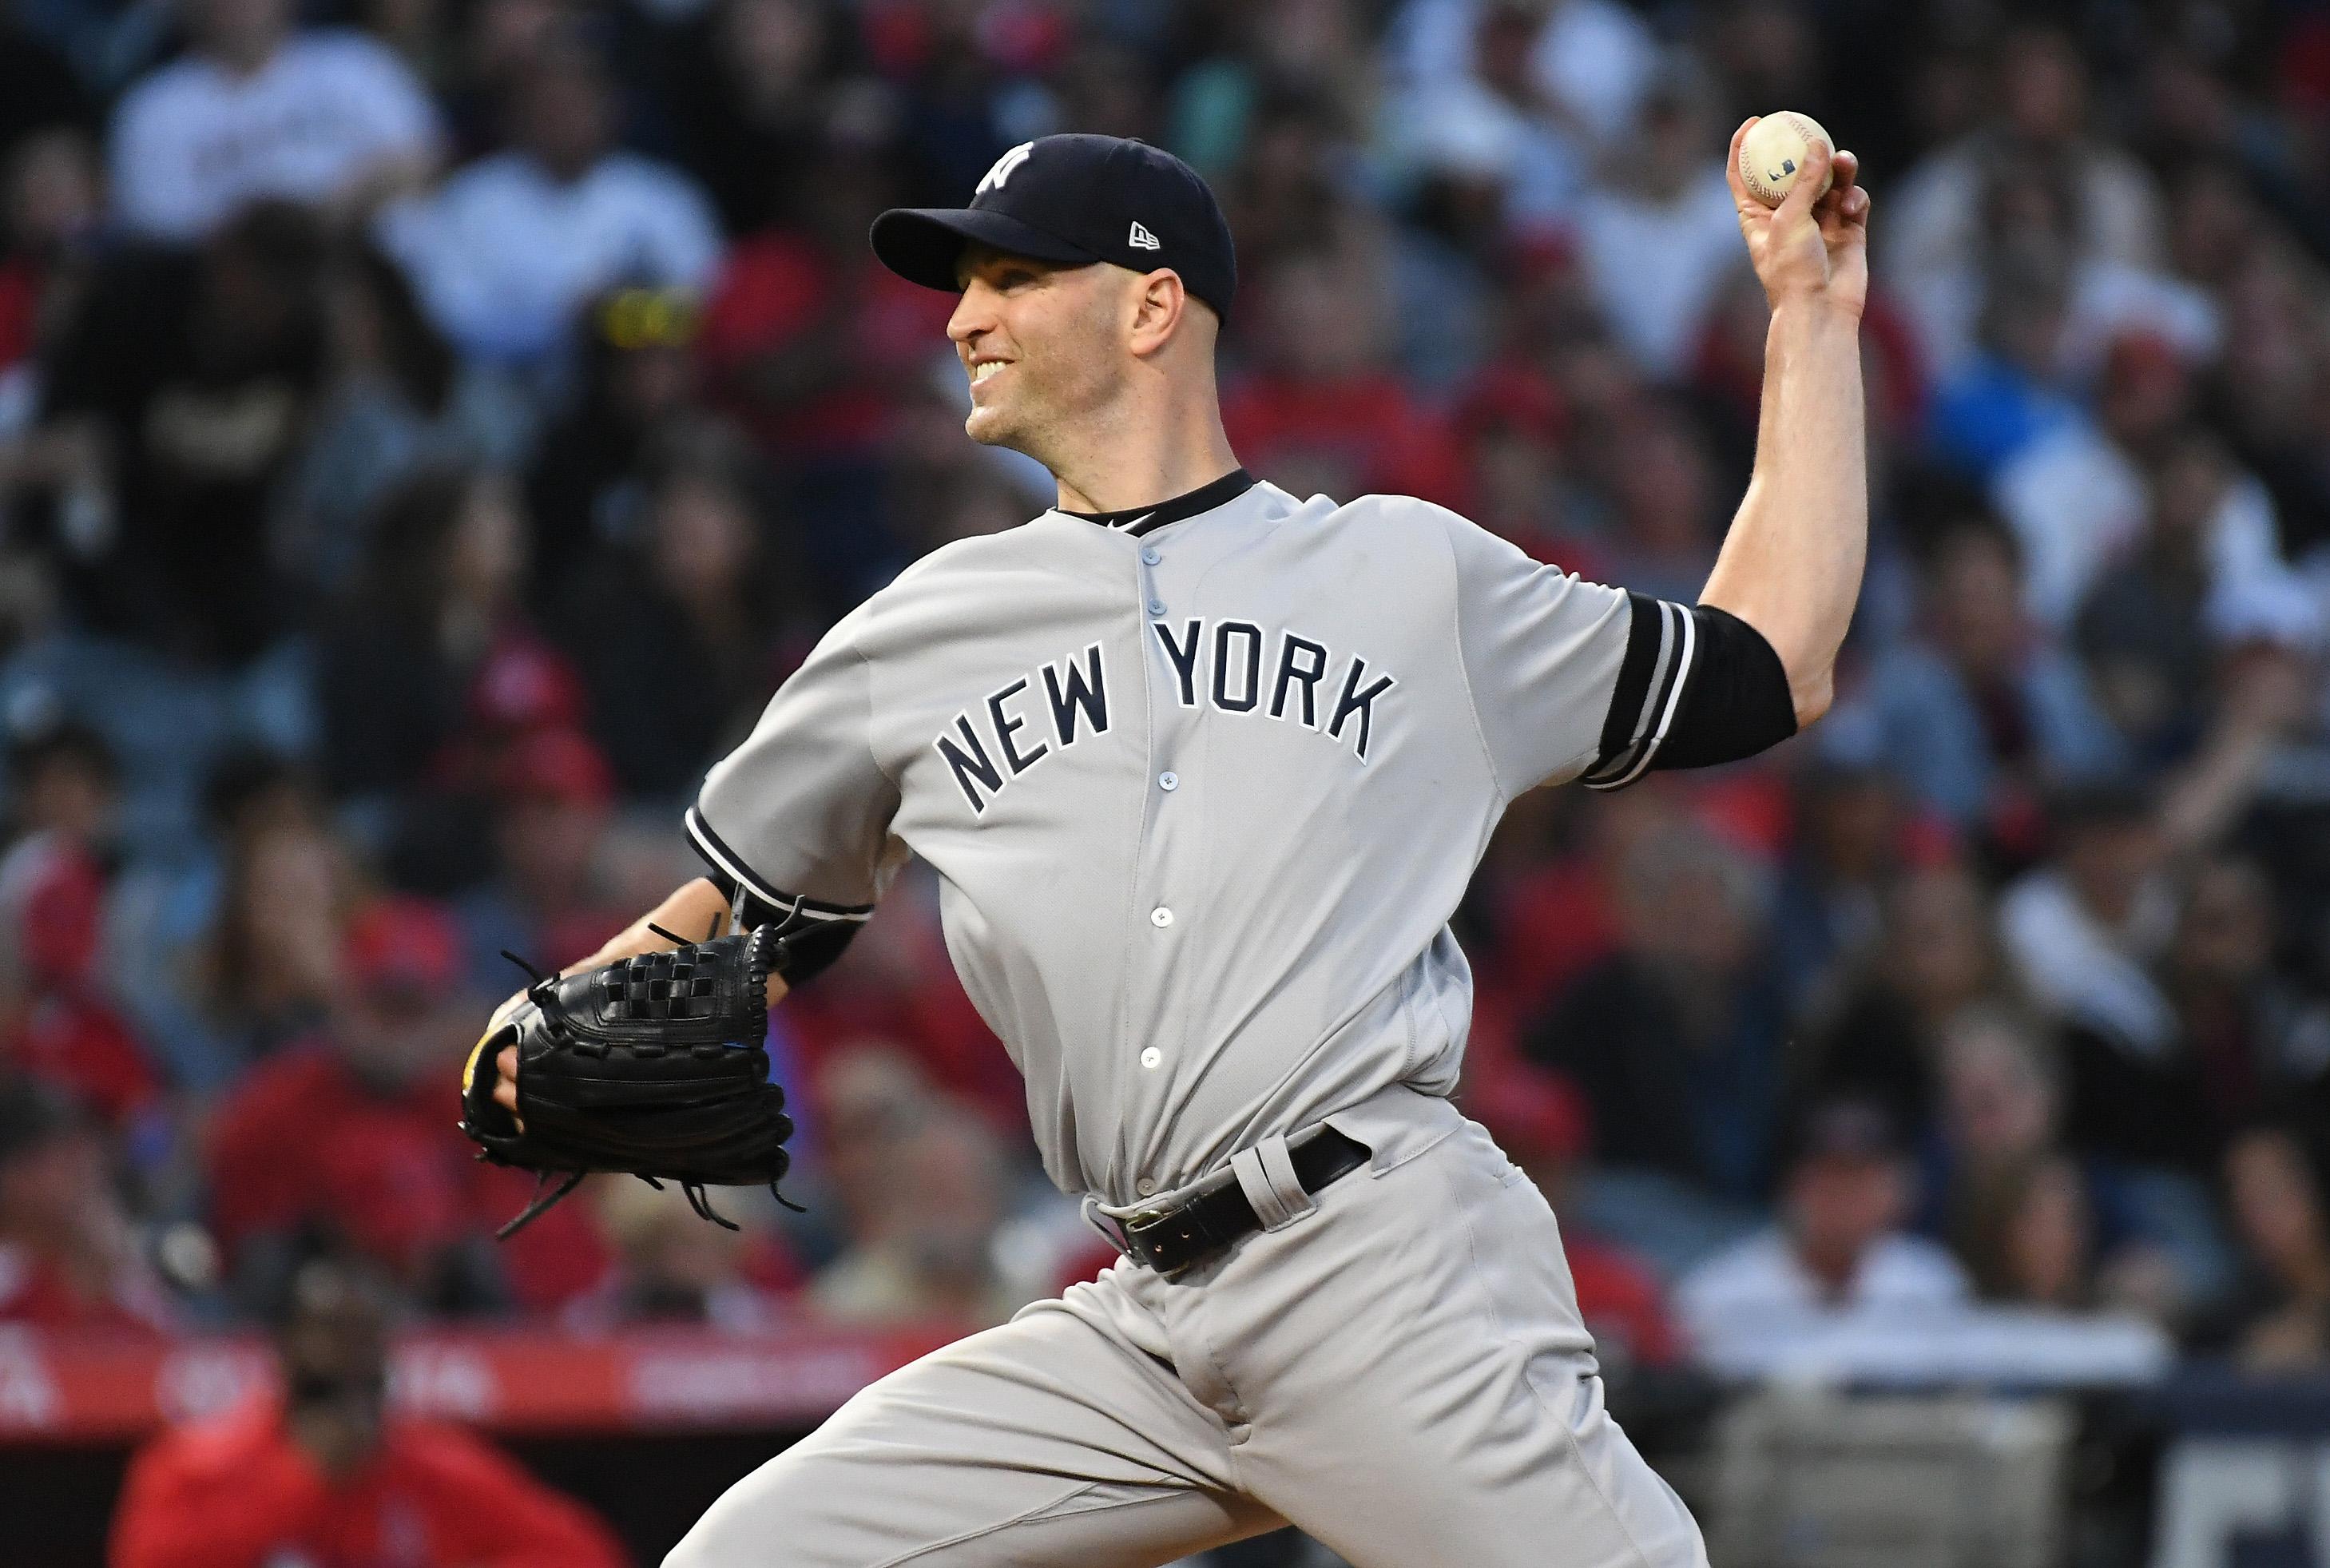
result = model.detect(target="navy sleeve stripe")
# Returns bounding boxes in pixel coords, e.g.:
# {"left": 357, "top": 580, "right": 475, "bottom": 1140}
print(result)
{"left": 1585, "top": 595, "right": 1695, "bottom": 789}
{"left": 1593, "top": 593, "right": 1666, "bottom": 764}
{"left": 685, "top": 805, "right": 875, "bottom": 928}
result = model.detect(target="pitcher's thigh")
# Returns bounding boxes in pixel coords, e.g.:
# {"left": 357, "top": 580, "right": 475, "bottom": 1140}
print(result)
{"left": 665, "top": 1294, "right": 1280, "bottom": 1568}
{"left": 1228, "top": 1132, "right": 1709, "bottom": 1568}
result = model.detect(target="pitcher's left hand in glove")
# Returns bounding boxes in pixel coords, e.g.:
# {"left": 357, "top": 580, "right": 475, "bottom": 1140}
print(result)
{"left": 458, "top": 926, "right": 798, "bottom": 1237}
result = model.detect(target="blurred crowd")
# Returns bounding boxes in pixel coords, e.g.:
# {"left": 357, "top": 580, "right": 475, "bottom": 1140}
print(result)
{"left": 0, "top": 0, "right": 2327, "bottom": 1411}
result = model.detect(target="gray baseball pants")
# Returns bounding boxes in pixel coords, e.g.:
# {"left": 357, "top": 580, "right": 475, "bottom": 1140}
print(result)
{"left": 665, "top": 1086, "right": 1709, "bottom": 1568}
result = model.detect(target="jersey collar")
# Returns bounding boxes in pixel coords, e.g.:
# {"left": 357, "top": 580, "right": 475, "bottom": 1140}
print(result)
{"left": 1058, "top": 467, "right": 1256, "bottom": 539}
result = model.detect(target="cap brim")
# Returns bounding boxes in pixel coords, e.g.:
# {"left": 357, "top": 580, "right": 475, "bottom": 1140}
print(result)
{"left": 869, "top": 208, "right": 1100, "bottom": 292}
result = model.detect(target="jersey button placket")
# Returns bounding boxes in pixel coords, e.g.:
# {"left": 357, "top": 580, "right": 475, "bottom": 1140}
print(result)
{"left": 1135, "top": 538, "right": 1184, "bottom": 1092}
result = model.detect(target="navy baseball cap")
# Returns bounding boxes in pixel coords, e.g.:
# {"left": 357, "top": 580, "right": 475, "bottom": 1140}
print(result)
{"left": 871, "top": 134, "right": 1237, "bottom": 321}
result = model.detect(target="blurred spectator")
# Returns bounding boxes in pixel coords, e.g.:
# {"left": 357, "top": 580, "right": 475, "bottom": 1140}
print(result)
{"left": 0, "top": 830, "right": 159, "bottom": 1125}
{"left": 271, "top": 242, "right": 517, "bottom": 597}
{"left": 1788, "top": 864, "right": 2021, "bottom": 1141}
{"left": 109, "top": 1252, "right": 626, "bottom": 1568}
{"left": 1677, "top": 1099, "right": 1973, "bottom": 1379}
{"left": 1767, "top": 740, "right": 1947, "bottom": 1018}
{"left": 1221, "top": 248, "right": 1466, "bottom": 506}
{"left": 0, "top": 1074, "right": 173, "bottom": 1332}
{"left": 1955, "top": 1150, "right": 2099, "bottom": 1309}
{"left": 0, "top": 127, "right": 101, "bottom": 400}
{"left": 662, "top": 0, "right": 842, "bottom": 236}
{"left": 2053, "top": 854, "right": 2330, "bottom": 1172}
{"left": 0, "top": 14, "right": 93, "bottom": 170}
{"left": 316, "top": 465, "right": 553, "bottom": 804}
{"left": 1379, "top": 6, "right": 1589, "bottom": 251}
{"left": 812, "top": 1093, "right": 1026, "bottom": 1330}
{"left": 1952, "top": 1145, "right": 2181, "bottom": 1324}
{"left": 108, "top": 0, "right": 440, "bottom": 242}
{"left": 1387, "top": 0, "right": 1658, "bottom": 153}
{"left": 1449, "top": 359, "right": 1578, "bottom": 562}
{"left": 205, "top": 896, "right": 485, "bottom": 1301}
{"left": 1923, "top": 240, "right": 2082, "bottom": 479}
{"left": 2004, "top": 336, "right": 2280, "bottom": 636}
{"left": 1574, "top": 61, "right": 1744, "bottom": 383}
{"left": 557, "top": 425, "right": 796, "bottom": 800}
{"left": 2073, "top": 425, "right": 2247, "bottom": 760}
{"left": 454, "top": 725, "right": 628, "bottom": 991}
{"left": 524, "top": 287, "right": 704, "bottom": 602}
{"left": 173, "top": 813, "right": 351, "bottom": 1093}
{"left": 2197, "top": 1124, "right": 2330, "bottom": 1369}
{"left": 5, "top": 714, "right": 118, "bottom": 848}
{"left": 695, "top": 128, "right": 959, "bottom": 537}
{"left": 2001, "top": 785, "right": 2178, "bottom": 1087}
{"left": 1853, "top": 517, "right": 2126, "bottom": 843}
{"left": 379, "top": 30, "right": 722, "bottom": 367}
{"left": 39, "top": 200, "right": 331, "bottom": 661}
{"left": 1891, "top": 26, "right": 2169, "bottom": 367}
{"left": 207, "top": 896, "right": 605, "bottom": 1313}
{"left": 1525, "top": 824, "right": 1786, "bottom": 1206}
{"left": 802, "top": 1043, "right": 940, "bottom": 1247}
{"left": 1934, "top": 1002, "right": 2058, "bottom": 1168}
{"left": 1591, "top": 398, "right": 1729, "bottom": 605}
{"left": 562, "top": 1176, "right": 800, "bottom": 1332}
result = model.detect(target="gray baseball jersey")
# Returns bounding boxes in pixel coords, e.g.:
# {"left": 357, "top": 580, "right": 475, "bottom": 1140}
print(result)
{"left": 687, "top": 471, "right": 1695, "bottom": 1205}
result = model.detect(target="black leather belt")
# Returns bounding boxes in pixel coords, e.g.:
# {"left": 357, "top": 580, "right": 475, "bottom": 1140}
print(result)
{"left": 1117, "top": 1126, "right": 1371, "bottom": 1280}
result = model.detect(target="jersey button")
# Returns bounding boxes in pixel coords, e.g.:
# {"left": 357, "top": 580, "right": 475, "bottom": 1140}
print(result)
{"left": 1141, "top": 547, "right": 1161, "bottom": 566}
{"left": 1149, "top": 906, "right": 1173, "bottom": 928}
{"left": 1135, "top": 1176, "right": 1158, "bottom": 1195}
{"left": 1158, "top": 772, "right": 1178, "bottom": 791}
{"left": 1146, "top": 597, "right": 1165, "bottom": 616}
{"left": 1140, "top": 1048, "right": 1162, "bottom": 1070}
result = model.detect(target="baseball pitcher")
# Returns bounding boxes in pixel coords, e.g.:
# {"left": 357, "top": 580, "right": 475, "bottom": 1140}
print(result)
{"left": 462, "top": 121, "right": 1871, "bottom": 1566}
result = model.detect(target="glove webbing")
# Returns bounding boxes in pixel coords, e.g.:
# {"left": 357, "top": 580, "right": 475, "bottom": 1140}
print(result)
{"left": 485, "top": 925, "right": 805, "bottom": 1239}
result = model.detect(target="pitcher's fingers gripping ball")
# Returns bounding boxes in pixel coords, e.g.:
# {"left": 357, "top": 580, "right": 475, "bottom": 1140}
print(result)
{"left": 458, "top": 927, "right": 799, "bottom": 1234}
{"left": 1737, "top": 110, "right": 1833, "bottom": 207}
{"left": 1725, "top": 115, "right": 1871, "bottom": 322}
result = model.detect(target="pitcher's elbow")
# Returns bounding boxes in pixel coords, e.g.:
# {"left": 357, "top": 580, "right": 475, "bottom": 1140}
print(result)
{"left": 1790, "top": 668, "right": 1835, "bottom": 730}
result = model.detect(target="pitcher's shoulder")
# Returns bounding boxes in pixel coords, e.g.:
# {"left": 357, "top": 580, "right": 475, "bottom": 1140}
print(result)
{"left": 1264, "top": 490, "right": 1490, "bottom": 577}
{"left": 1282, "top": 489, "right": 1483, "bottom": 545}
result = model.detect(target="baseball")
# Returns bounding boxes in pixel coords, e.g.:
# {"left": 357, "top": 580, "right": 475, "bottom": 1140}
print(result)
{"left": 1739, "top": 112, "right": 1835, "bottom": 208}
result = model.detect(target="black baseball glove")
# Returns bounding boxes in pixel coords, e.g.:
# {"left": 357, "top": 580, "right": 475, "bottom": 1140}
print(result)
{"left": 458, "top": 925, "right": 799, "bottom": 1237}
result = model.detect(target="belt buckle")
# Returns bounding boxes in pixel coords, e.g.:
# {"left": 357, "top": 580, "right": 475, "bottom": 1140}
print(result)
{"left": 1122, "top": 1206, "right": 1203, "bottom": 1281}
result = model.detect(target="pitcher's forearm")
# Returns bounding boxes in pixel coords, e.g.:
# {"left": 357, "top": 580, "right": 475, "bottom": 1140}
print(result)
{"left": 562, "top": 878, "right": 791, "bottom": 1006}
{"left": 575, "top": 878, "right": 732, "bottom": 966}
{"left": 1697, "top": 300, "right": 1867, "bottom": 726}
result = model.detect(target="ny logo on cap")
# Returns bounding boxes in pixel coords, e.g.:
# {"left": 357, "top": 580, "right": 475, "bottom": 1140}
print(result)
{"left": 1128, "top": 221, "right": 1161, "bottom": 251}
{"left": 977, "top": 142, "right": 1034, "bottom": 196}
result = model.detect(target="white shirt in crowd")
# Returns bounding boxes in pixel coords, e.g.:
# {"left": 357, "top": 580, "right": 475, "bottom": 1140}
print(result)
{"left": 1386, "top": 0, "right": 1659, "bottom": 149}
{"left": 2000, "top": 867, "right": 2180, "bottom": 1056}
{"left": 1995, "top": 426, "right": 2291, "bottom": 631}
{"left": 379, "top": 150, "right": 724, "bottom": 366}
{"left": 110, "top": 30, "right": 441, "bottom": 242}
{"left": 1677, "top": 1226, "right": 1974, "bottom": 1382}
{"left": 1576, "top": 169, "right": 1744, "bottom": 382}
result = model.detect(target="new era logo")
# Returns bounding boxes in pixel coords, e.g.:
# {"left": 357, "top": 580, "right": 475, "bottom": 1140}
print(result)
{"left": 1128, "top": 221, "right": 1161, "bottom": 251}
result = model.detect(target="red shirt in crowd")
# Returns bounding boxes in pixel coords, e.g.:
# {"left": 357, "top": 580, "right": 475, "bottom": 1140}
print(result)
{"left": 5, "top": 990, "right": 158, "bottom": 1126}
{"left": 207, "top": 1042, "right": 608, "bottom": 1312}
{"left": 109, "top": 1395, "right": 627, "bottom": 1568}
{"left": 0, "top": 1241, "right": 174, "bottom": 1334}
{"left": 1221, "top": 372, "right": 1467, "bottom": 509}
